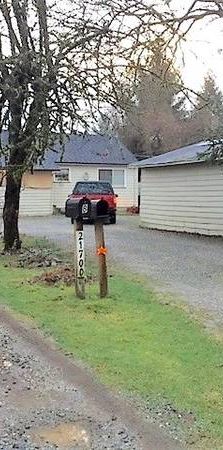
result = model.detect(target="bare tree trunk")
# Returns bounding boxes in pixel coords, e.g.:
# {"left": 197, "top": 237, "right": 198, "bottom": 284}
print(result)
{"left": 3, "top": 171, "right": 22, "bottom": 251}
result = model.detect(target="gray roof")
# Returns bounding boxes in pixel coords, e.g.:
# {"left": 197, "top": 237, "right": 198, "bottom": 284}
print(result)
{"left": 135, "top": 141, "right": 213, "bottom": 168}
{"left": 0, "top": 131, "right": 59, "bottom": 170}
{"left": 52, "top": 135, "right": 136, "bottom": 166}
{"left": 37, "top": 150, "right": 59, "bottom": 171}
{"left": 0, "top": 133, "right": 136, "bottom": 170}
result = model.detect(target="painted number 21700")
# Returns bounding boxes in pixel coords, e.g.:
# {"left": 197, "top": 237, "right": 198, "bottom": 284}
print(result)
{"left": 76, "top": 231, "right": 85, "bottom": 279}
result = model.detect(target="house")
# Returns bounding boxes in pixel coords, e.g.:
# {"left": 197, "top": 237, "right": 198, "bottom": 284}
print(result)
{"left": 0, "top": 134, "right": 138, "bottom": 216}
{"left": 136, "top": 141, "right": 223, "bottom": 237}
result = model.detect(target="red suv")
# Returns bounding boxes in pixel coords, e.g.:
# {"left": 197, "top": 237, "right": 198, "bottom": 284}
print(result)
{"left": 69, "top": 181, "right": 117, "bottom": 224}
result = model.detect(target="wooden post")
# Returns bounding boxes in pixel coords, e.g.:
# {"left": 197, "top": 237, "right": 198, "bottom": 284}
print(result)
{"left": 74, "top": 218, "right": 85, "bottom": 299}
{"left": 94, "top": 219, "right": 108, "bottom": 298}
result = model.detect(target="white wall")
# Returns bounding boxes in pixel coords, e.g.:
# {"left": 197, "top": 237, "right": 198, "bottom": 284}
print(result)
{"left": 0, "top": 187, "right": 4, "bottom": 214}
{"left": 52, "top": 164, "right": 138, "bottom": 210}
{"left": 0, "top": 187, "right": 52, "bottom": 217}
{"left": 140, "top": 164, "right": 223, "bottom": 236}
{"left": 20, "top": 188, "right": 53, "bottom": 216}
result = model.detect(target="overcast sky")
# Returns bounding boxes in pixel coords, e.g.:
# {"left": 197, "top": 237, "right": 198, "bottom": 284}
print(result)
{"left": 171, "top": 0, "right": 223, "bottom": 91}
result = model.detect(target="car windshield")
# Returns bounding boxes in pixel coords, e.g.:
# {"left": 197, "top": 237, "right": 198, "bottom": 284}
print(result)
{"left": 73, "top": 182, "right": 114, "bottom": 195}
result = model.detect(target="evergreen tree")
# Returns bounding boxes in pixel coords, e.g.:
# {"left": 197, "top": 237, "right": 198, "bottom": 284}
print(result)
{"left": 119, "top": 38, "right": 189, "bottom": 156}
{"left": 193, "top": 74, "right": 223, "bottom": 141}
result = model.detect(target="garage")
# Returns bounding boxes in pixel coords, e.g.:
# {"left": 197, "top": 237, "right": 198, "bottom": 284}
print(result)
{"left": 138, "top": 141, "right": 223, "bottom": 237}
{"left": 0, "top": 171, "right": 53, "bottom": 217}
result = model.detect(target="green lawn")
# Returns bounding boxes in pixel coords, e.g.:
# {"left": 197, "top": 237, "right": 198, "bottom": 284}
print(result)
{"left": 1, "top": 239, "right": 223, "bottom": 448}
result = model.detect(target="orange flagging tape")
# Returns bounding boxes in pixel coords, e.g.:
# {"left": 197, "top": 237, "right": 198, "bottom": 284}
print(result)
{"left": 97, "top": 246, "right": 108, "bottom": 256}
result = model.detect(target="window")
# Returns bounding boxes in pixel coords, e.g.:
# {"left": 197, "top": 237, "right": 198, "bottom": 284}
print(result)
{"left": 73, "top": 182, "right": 114, "bottom": 195}
{"left": 53, "top": 168, "right": 70, "bottom": 183}
{"left": 98, "top": 169, "right": 112, "bottom": 184}
{"left": 113, "top": 169, "right": 125, "bottom": 187}
{"left": 98, "top": 168, "right": 125, "bottom": 187}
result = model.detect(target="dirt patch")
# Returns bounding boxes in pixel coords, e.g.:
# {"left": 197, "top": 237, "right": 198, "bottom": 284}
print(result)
{"left": 16, "top": 247, "right": 63, "bottom": 268}
{"left": 33, "top": 266, "right": 76, "bottom": 285}
{"left": 30, "top": 422, "right": 90, "bottom": 448}
{"left": 32, "top": 266, "right": 97, "bottom": 286}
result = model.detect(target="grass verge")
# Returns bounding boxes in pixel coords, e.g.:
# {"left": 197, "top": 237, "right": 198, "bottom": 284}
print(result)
{"left": 0, "top": 237, "right": 223, "bottom": 448}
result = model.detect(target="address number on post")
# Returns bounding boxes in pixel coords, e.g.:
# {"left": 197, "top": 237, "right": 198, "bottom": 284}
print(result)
{"left": 76, "top": 231, "right": 85, "bottom": 279}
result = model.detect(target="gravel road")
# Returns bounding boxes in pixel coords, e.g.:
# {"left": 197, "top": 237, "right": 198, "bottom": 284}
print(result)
{"left": 20, "top": 215, "right": 223, "bottom": 326}
{"left": 0, "top": 308, "right": 181, "bottom": 450}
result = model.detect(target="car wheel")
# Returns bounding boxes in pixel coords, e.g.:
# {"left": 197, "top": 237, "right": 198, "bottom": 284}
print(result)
{"left": 110, "top": 213, "right": 116, "bottom": 224}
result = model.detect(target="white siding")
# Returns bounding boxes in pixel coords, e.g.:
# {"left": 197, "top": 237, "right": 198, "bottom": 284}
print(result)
{"left": 0, "top": 187, "right": 52, "bottom": 216}
{"left": 52, "top": 182, "right": 72, "bottom": 209}
{"left": 140, "top": 164, "right": 223, "bottom": 236}
{"left": 122, "top": 167, "right": 138, "bottom": 208}
{"left": 0, "top": 187, "right": 4, "bottom": 215}
{"left": 20, "top": 188, "right": 52, "bottom": 216}
{"left": 52, "top": 165, "right": 138, "bottom": 209}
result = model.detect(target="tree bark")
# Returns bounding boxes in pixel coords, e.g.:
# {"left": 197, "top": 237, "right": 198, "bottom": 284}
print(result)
{"left": 3, "top": 171, "right": 22, "bottom": 251}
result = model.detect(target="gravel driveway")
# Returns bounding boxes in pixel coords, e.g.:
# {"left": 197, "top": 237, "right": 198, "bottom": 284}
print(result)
{"left": 20, "top": 215, "right": 223, "bottom": 326}
{"left": 0, "top": 308, "right": 181, "bottom": 450}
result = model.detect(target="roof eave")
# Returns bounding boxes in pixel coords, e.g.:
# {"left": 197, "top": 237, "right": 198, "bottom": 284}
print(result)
{"left": 137, "top": 159, "right": 205, "bottom": 169}
{"left": 56, "top": 161, "right": 132, "bottom": 165}
{"left": 35, "top": 167, "right": 60, "bottom": 171}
